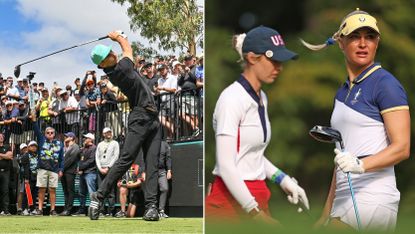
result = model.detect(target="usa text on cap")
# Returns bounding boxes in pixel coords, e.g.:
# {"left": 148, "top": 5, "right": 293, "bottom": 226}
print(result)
{"left": 242, "top": 26, "right": 298, "bottom": 62}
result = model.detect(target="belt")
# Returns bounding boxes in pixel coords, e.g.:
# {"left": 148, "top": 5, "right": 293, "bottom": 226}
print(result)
{"left": 357, "top": 154, "right": 371, "bottom": 159}
{"left": 0, "top": 168, "right": 9, "bottom": 172}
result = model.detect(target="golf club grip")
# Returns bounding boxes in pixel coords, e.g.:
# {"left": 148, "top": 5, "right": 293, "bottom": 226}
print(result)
{"left": 25, "top": 182, "right": 33, "bottom": 206}
{"left": 347, "top": 172, "right": 362, "bottom": 230}
{"left": 98, "top": 35, "right": 109, "bottom": 40}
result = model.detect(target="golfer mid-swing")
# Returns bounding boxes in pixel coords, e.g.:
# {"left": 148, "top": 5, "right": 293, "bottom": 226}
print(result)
{"left": 88, "top": 31, "right": 161, "bottom": 221}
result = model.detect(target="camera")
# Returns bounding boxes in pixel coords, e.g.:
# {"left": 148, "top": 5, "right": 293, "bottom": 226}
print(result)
{"left": 121, "top": 179, "right": 127, "bottom": 185}
{"left": 27, "top": 72, "right": 36, "bottom": 81}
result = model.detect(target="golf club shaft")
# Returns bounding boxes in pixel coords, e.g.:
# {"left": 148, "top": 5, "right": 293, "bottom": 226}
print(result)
{"left": 340, "top": 143, "right": 362, "bottom": 231}
{"left": 347, "top": 172, "right": 362, "bottom": 230}
{"left": 17, "top": 36, "right": 109, "bottom": 67}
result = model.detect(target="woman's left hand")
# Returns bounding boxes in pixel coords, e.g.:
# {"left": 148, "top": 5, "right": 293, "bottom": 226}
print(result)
{"left": 334, "top": 148, "right": 365, "bottom": 174}
{"left": 280, "top": 176, "right": 310, "bottom": 210}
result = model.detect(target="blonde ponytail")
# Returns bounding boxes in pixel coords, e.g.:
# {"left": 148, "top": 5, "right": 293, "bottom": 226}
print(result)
{"left": 300, "top": 37, "right": 337, "bottom": 51}
{"left": 232, "top": 33, "right": 246, "bottom": 61}
{"left": 301, "top": 9, "right": 372, "bottom": 51}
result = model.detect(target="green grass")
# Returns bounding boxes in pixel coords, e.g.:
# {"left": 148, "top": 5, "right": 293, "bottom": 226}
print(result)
{"left": 206, "top": 215, "right": 415, "bottom": 234}
{"left": 0, "top": 217, "right": 203, "bottom": 233}
{"left": 206, "top": 200, "right": 415, "bottom": 234}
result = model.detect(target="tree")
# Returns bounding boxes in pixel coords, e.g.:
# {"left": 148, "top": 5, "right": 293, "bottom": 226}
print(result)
{"left": 131, "top": 41, "right": 158, "bottom": 60}
{"left": 112, "top": 0, "right": 203, "bottom": 55}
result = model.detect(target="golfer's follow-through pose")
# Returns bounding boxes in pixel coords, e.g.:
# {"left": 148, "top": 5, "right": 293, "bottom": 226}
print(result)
{"left": 303, "top": 9, "right": 410, "bottom": 231}
{"left": 88, "top": 31, "right": 161, "bottom": 221}
{"left": 205, "top": 26, "right": 310, "bottom": 223}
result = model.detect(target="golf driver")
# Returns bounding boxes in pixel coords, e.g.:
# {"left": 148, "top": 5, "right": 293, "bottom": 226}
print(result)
{"left": 309, "top": 125, "right": 362, "bottom": 231}
{"left": 14, "top": 31, "right": 125, "bottom": 78}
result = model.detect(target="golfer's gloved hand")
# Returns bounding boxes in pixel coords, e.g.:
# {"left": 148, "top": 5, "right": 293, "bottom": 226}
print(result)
{"left": 280, "top": 176, "right": 310, "bottom": 210}
{"left": 334, "top": 148, "right": 365, "bottom": 174}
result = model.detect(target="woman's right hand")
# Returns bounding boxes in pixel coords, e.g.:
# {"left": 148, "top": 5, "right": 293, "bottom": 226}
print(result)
{"left": 253, "top": 211, "right": 281, "bottom": 225}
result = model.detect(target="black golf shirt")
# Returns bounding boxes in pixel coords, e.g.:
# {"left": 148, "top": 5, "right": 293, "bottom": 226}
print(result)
{"left": 104, "top": 57, "right": 157, "bottom": 112}
{"left": 0, "top": 145, "right": 11, "bottom": 170}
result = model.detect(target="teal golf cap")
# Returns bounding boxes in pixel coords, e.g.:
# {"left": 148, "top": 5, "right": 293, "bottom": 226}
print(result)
{"left": 91, "top": 44, "right": 112, "bottom": 65}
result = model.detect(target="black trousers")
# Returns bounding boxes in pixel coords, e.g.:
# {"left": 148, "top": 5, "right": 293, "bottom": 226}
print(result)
{"left": 97, "top": 109, "right": 161, "bottom": 209}
{"left": 97, "top": 172, "right": 115, "bottom": 213}
{"left": 158, "top": 169, "right": 169, "bottom": 211}
{"left": 61, "top": 173, "right": 76, "bottom": 212}
{"left": 0, "top": 169, "right": 10, "bottom": 212}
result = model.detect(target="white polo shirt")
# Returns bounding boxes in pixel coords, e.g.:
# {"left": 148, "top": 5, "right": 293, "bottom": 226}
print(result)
{"left": 330, "top": 63, "right": 409, "bottom": 218}
{"left": 212, "top": 76, "right": 271, "bottom": 180}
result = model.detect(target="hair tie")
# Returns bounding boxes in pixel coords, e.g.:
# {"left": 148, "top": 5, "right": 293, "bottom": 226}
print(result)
{"left": 325, "top": 37, "right": 335, "bottom": 46}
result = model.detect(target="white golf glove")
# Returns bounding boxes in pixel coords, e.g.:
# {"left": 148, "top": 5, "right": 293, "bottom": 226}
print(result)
{"left": 334, "top": 148, "right": 365, "bottom": 174}
{"left": 280, "top": 176, "right": 310, "bottom": 210}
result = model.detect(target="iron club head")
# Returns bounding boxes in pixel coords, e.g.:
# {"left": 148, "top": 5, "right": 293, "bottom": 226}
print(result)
{"left": 309, "top": 125, "right": 344, "bottom": 150}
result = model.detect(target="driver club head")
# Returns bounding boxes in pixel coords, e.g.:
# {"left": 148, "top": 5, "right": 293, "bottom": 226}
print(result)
{"left": 14, "top": 65, "right": 21, "bottom": 78}
{"left": 309, "top": 125, "right": 344, "bottom": 149}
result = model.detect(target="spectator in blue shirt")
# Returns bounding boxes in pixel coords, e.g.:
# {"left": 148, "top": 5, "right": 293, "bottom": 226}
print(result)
{"left": 31, "top": 114, "right": 64, "bottom": 216}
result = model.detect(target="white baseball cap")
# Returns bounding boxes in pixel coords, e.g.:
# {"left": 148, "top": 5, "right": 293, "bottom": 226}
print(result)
{"left": 83, "top": 133, "right": 95, "bottom": 140}
{"left": 58, "top": 90, "right": 67, "bottom": 96}
{"left": 102, "top": 127, "right": 112, "bottom": 134}
{"left": 172, "top": 61, "right": 183, "bottom": 68}
{"left": 28, "top": 141, "right": 38, "bottom": 147}
{"left": 20, "top": 143, "right": 27, "bottom": 150}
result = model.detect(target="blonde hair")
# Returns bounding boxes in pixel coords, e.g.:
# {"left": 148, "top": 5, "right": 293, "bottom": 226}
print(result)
{"left": 232, "top": 33, "right": 261, "bottom": 66}
{"left": 301, "top": 9, "right": 371, "bottom": 51}
{"left": 232, "top": 33, "right": 246, "bottom": 61}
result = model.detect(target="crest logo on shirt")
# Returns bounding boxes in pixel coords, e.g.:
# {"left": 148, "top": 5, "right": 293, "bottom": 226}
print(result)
{"left": 351, "top": 88, "right": 362, "bottom": 105}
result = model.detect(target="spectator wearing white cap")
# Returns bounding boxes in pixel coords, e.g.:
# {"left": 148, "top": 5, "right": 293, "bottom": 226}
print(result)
{"left": 19, "top": 140, "right": 39, "bottom": 215}
{"left": 16, "top": 143, "right": 28, "bottom": 215}
{"left": 58, "top": 89, "right": 79, "bottom": 136}
{"left": 74, "top": 133, "right": 97, "bottom": 216}
{"left": 96, "top": 127, "right": 119, "bottom": 216}
{"left": 0, "top": 95, "right": 7, "bottom": 109}
{"left": 6, "top": 78, "right": 20, "bottom": 102}
{"left": 15, "top": 77, "right": 28, "bottom": 101}
{"left": 155, "top": 64, "right": 178, "bottom": 138}
{"left": 1, "top": 100, "right": 19, "bottom": 143}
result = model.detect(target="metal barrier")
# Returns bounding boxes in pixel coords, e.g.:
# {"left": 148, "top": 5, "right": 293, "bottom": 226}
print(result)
{"left": 156, "top": 89, "right": 203, "bottom": 142}
{"left": 2, "top": 89, "right": 203, "bottom": 144}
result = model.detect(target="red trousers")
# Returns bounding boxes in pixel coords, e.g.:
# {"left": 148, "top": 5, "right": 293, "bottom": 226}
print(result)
{"left": 205, "top": 176, "right": 271, "bottom": 221}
